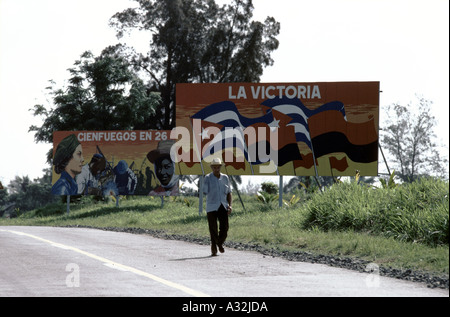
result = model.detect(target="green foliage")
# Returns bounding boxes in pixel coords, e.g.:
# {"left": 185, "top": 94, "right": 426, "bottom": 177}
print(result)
{"left": 183, "top": 197, "right": 196, "bottom": 208}
{"left": 0, "top": 183, "right": 8, "bottom": 206}
{"left": 256, "top": 191, "right": 278, "bottom": 205}
{"left": 380, "top": 170, "right": 397, "bottom": 189}
{"left": 2, "top": 172, "right": 58, "bottom": 214}
{"left": 32, "top": 203, "right": 67, "bottom": 217}
{"left": 109, "top": 0, "right": 280, "bottom": 128}
{"left": 284, "top": 176, "right": 332, "bottom": 195}
{"left": 283, "top": 194, "right": 301, "bottom": 207}
{"left": 260, "top": 181, "right": 278, "bottom": 195}
{"left": 29, "top": 50, "right": 161, "bottom": 160}
{"left": 256, "top": 181, "right": 278, "bottom": 205}
{"left": 302, "top": 177, "right": 449, "bottom": 246}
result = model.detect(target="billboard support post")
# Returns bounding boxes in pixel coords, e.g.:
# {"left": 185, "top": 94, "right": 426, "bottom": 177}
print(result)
{"left": 66, "top": 195, "right": 70, "bottom": 215}
{"left": 198, "top": 175, "right": 204, "bottom": 216}
{"left": 378, "top": 142, "right": 391, "bottom": 175}
{"left": 278, "top": 176, "right": 283, "bottom": 208}
{"left": 308, "top": 124, "right": 323, "bottom": 193}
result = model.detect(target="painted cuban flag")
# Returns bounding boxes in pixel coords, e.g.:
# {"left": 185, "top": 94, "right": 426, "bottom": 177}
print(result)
{"left": 261, "top": 96, "right": 346, "bottom": 150}
{"left": 190, "top": 100, "right": 302, "bottom": 167}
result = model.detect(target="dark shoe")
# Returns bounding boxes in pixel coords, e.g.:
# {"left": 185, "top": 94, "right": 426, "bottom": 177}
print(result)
{"left": 211, "top": 245, "right": 218, "bottom": 256}
{"left": 218, "top": 245, "right": 225, "bottom": 253}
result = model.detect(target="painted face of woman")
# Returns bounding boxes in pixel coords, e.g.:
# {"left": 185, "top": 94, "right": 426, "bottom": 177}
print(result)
{"left": 66, "top": 144, "right": 84, "bottom": 178}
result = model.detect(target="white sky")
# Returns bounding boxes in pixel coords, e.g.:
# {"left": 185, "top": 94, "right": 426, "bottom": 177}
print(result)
{"left": 0, "top": 0, "right": 449, "bottom": 187}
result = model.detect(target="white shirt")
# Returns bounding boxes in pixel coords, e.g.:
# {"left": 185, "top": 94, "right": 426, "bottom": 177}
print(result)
{"left": 203, "top": 173, "right": 231, "bottom": 212}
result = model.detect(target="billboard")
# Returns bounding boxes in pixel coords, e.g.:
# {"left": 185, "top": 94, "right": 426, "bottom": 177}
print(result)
{"left": 51, "top": 130, "right": 179, "bottom": 196}
{"left": 174, "top": 82, "right": 379, "bottom": 176}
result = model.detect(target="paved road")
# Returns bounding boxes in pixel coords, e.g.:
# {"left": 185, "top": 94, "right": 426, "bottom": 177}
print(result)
{"left": 0, "top": 226, "right": 447, "bottom": 297}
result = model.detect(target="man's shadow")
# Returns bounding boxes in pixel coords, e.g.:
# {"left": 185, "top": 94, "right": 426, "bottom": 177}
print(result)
{"left": 169, "top": 255, "right": 217, "bottom": 261}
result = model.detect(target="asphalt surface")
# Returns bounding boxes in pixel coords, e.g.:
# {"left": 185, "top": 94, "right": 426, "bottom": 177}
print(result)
{"left": 0, "top": 226, "right": 448, "bottom": 297}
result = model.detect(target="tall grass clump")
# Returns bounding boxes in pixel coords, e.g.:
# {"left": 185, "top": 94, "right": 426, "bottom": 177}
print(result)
{"left": 302, "top": 177, "right": 449, "bottom": 247}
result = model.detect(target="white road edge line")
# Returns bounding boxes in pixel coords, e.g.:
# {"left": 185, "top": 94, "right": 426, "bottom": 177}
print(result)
{"left": 0, "top": 228, "right": 210, "bottom": 297}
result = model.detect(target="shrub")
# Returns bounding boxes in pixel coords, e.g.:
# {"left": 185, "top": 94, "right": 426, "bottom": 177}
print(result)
{"left": 302, "top": 178, "right": 449, "bottom": 246}
{"left": 260, "top": 182, "right": 278, "bottom": 195}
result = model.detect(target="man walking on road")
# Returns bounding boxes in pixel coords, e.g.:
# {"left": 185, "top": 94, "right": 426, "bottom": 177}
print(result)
{"left": 203, "top": 158, "right": 232, "bottom": 256}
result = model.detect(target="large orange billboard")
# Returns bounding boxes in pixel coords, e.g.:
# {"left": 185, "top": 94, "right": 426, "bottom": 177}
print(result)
{"left": 51, "top": 130, "right": 179, "bottom": 196}
{"left": 174, "top": 82, "right": 379, "bottom": 176}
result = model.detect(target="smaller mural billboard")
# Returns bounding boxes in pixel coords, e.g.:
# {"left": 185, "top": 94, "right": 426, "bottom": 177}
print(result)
{"left": 51, "top": 130, "right": 179, "bottom": 196}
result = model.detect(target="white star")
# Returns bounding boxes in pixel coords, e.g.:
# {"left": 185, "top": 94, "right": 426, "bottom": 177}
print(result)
{"left": 200, "top": 128, "right": 210, "bottom": 140}
{"left": 268, "top": 118, "right": 280, "bottom": 131}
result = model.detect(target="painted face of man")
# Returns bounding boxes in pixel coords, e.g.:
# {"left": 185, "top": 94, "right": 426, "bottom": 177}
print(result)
{"left": 156, "top": 158, "right": 174, "bottom": 186}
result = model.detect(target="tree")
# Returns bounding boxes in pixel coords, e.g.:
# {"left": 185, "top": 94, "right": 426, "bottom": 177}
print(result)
{"left": 29, "top": 50, "right": 161, "bottom": 162}
{"left": 381, "top": 96, "right": 448, "bottom": 181}
{"left": 0, "top": 182, "right": 7, "bottom": 207}
{"left": 109, "top": 0, "right": 280, "bottom": 129}
{"left": 260, "top": 181, "right": 278, "bottom": 195}
{"left": 284, "top": 176, "right": 333, "bottom": 193}
{"left": 5, "top": 172, "right": 57, "bottom": 212}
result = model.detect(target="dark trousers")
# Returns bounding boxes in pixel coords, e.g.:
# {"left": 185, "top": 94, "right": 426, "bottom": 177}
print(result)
{"left": 207, "top": 205, "right": 229, "bottom": 253}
